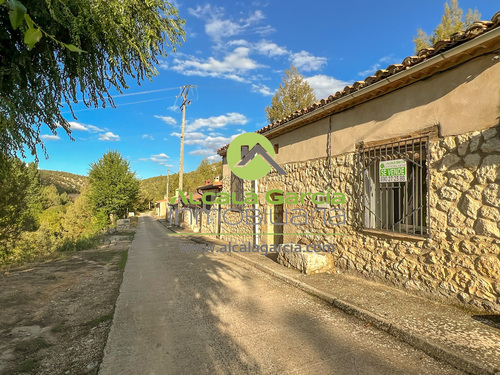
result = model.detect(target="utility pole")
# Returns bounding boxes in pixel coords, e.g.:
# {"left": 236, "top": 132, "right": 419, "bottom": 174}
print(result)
{"left": 165, "top": 169, "right": 169, "bottom": 220}
{"left": 177, "top": 85, "right": 196, "bottom": 195}
{"left": 166, "top": 169, "right": 170, "bottom": 202}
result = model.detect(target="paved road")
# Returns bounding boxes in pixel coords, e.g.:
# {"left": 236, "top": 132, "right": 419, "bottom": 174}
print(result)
{"left": 99, "top": 216, "right": 462, "bottom": 375}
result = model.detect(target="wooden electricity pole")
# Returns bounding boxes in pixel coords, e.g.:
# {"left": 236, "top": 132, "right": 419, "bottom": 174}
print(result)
{"left": 166, "top": 169, "right": 170, "bottom": 202}
{"left": 178, "top": 85, "right": 196, "bottom": 195}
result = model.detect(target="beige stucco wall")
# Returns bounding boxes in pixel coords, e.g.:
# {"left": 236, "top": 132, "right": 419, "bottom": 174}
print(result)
{"left": 271, "top": 54, "right": 500, "bottom": 165}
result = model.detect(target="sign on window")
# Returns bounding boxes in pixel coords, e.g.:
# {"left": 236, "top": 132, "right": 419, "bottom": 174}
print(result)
{"left": 379, "top": 159, "right": 407, "bottom": 183}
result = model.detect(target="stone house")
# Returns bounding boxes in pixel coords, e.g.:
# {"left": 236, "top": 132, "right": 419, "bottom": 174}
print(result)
{"left": 189, "top": 14, "right": 500, "bottom": 312}
{"left": 155, "top": 199, "right": 168, "bottom": 217}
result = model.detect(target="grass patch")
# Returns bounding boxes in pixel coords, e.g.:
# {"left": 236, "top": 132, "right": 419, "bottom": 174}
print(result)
{"left": 57, "top": 235, "right": 101, "bottom": 252}
{"left": 86, "top": 313, "right": 113, "bottom": 328}
{"left": 15, "top": 337, "right": 51, "bottom": 353}
{"left": 84, "top": 250, "right": 116, "bottom": 264}
{"left": 118, "top": 250, "right": 128, "bottom": 270}
{"left": 13, "top": 358, "right": 38, "bottom": 373}
{"left": 50, "top": 324, "right": 68, "bottom": 333}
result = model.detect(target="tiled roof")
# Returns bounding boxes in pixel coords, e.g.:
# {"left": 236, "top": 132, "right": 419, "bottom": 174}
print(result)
{"left": 218, "top": 11, "right": 500, "bottom": 156}
{"left": 197, "top": 181, "right": 223, "bottom": 190}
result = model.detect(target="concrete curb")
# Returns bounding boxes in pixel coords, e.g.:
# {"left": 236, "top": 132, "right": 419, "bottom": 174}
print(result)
{"left": 161, "top": 221, "right": 498, "bottom": 375}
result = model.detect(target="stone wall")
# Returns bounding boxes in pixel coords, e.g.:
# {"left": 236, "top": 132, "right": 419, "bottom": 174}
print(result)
{"left": 213, "top": 125, "right": 500, "bottom": 312}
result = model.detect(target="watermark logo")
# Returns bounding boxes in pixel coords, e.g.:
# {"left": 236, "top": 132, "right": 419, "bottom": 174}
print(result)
{"left": 227, "top": 133, "right": 286, "bottom": 180}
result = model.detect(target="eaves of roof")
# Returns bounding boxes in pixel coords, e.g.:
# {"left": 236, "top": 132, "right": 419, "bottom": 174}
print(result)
{"left": 218, "top": 12, "right": 500, "bottom": 156}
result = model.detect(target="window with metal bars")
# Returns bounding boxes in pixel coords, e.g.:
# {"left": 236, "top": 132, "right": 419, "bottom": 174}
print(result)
{"left": 358, "top": 136, "right": 429, "bottom": 236}
{"left": 230, "top": 172, "right": 244, "bottom": 210}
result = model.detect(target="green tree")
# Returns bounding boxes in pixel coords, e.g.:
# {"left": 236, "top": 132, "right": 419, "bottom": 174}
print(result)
{"left": 0, "top": 158, "right": 41, "bottom": 248}
{"left": 265, "top": 65, "right": 317, "bottom": 124}
{"left": 87, "top": 151, "right": 139, "bottom": 221}
{"left": 413, "top": 0, "right": 480, "bottom": 53}
{"left": 41, "top": 184, "right": 63, "bottom": 209}
{"left": 0, "top": 0, "right": 185, "bottom": 168}
{"left": 63, "top": 184, "right": 107, "bottom": 239}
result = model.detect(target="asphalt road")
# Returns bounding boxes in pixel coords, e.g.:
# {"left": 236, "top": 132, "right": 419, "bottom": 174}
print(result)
{"left": 99, "top": 215, "right": 462, "bottom": 375}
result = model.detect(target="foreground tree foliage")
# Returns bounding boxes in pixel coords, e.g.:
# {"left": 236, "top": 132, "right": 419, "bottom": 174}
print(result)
{"left": 0, "top": 158, "right": 40, "bottom": 246}
{"left": 0, "top": 161, "right": 113, "bottom": 265}
{"left": 0, "top": 0, "right": 185, "bottom": 168}
{"left": 413, "top": 0, "right": 480, "bottom": 53}
{"left": 87, "top": 151, "right": 139, "bottom": 221}
{"left": 265, "top": 65, "right": 317, "bottom": 124}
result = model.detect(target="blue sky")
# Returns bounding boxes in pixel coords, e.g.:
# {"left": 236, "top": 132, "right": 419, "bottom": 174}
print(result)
{"left": 32, "top": 1, "right": 498, "bottom": 179}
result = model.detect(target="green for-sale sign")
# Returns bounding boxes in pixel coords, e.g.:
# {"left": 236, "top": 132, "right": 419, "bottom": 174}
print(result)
{"left": 379, "top": 159, "right": 407, "bottom": 183}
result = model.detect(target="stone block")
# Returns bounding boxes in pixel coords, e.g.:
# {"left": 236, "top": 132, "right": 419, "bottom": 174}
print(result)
{"left": 439, "top": 186, "right": 460, "bottom": 202}
{"left": 456, "top": 139, "right": 469, "bottom": 156}
{"left": 482, "top": 127, "right": 498, "bottom": 141}
{"left": 447, "top": 207, "right": 466, "bottom": 227}
{"left": 482, "top": 184, "right": 500, "bottom": 207}
{"left": 458, "top": 194, "right": 481, "bottom": 219}
{"left": 441, "top": 137, "right": 456, "bottom": 151}
{"left": 463, "top": 154, "right": 481, "bottom": 170}
{"left": 116, "top": 219, "right": 130, "bottom": 231}
{"left": 439, "top": 153, "right": 461, "bottom": 171}
{"left": 474, "top": 218, "right": 500, "bottom": 238}
{"left": 476, "top": 155, "right": 500, "bottom": 184}
{"left": 481, "top": 138, "right": 500, "bottom": 153}
{"left": 277, "top": 244, "right": 334, "bottom": 274}
{"left": 479, "top": 205, "right": 500, "bottom": 222}
{"left": 475, "top": 254, "right": 500, "bottom": 279}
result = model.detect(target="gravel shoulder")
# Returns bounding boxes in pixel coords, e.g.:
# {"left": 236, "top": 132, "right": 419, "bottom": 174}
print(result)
{"left": 0, "top": 232, "right": 134, "bottom": 375}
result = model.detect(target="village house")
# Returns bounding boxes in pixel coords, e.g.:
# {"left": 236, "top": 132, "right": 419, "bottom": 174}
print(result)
{"left": 176, "top": 13, "right": 500, "bottom": 312}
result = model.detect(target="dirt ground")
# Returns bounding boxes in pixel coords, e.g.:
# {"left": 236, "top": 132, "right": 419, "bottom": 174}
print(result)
{"left": 0, "top": 231, "right": 135, "bottom": 375}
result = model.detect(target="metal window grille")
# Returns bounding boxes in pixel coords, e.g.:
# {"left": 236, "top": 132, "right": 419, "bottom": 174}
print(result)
{"left": 358, "top": 136, "right": 429, "bottom": 236}
{"left": 230, "top": 172, "right": 244, "bottom": 210}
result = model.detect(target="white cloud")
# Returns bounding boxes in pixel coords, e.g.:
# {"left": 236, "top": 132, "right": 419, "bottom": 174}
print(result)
{"left": 358, "top": 63, "right": 381, "bottom": 77}
{"left": 169, "top": 48, "right": 261, "bottom": 82}
{"left": 68, "top": 121, "right": 88, "bottom": 131}
{"left": 207, "top": 155, "right": 222, "bottom": 162}
{"left": 142, "top": 134, "right": 154, "bottom": 140}
{"left": 186, "top": 112, "right": 248, "bottom": 132}
{"left": 170, "top": 132, "right": 206, "bottom": 139}
{"left": 358, "top": 55, "right": 401, "bottom": 77}
{"left": 40, "top": 134, "right": 60, "bottom": 141}
{"left": 189, "top": 149, "right": 215, "bottom": 156}
{"left": 169, "top": 129, "right": 243, "bottom": 160}
{"left": 305, "top": 75, "right": 350, "bottom": 99}
{"left": 291, "top": 51, "right": 327, "bottom": 72}
{"left": 187, "top": 133, "right": 242, "bottom": 159}
{"left": 67, "top": 121, "right": 103, "bottom": 133}
{"left": 251, "top": 83, "right": 273, "bottom": 96}
{"left": 188, "top": 5, "right": 271, "bottom": 42}
{"left": 87, "top": 125, "right": 104, "bottom": 132}
{"left": 140, "top": 153, "right": 172, "bottom": 167}
{"left": 98, "top": 132, "right": 120, "bottom": 141}
{"left": 154, "top": 115, "right": 177, "bottom": 125}
{"left": 255, "top": 40, "right": 289, "bottom": 57}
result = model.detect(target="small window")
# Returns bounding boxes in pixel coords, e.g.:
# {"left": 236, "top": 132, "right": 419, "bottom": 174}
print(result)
{"left": 230, "top": 172, "right": 244, "bottom": 210}
{"left": 203, "top": 192, "right": 215, "bottom": 210}
{"left": 358, "top": 136, "right": 429, "bottom": 236}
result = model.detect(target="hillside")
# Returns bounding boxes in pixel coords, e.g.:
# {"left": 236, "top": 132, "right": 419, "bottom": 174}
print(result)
{"left": 139, "top": 159, "right": 222, "bottom": 209}
{"left": 39, "top": 169, "right": 88, "bottom": 195}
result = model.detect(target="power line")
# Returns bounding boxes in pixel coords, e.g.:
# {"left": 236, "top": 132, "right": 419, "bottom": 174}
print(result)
{"left": 61, "top": 96, "right": 176, "bottom": 114}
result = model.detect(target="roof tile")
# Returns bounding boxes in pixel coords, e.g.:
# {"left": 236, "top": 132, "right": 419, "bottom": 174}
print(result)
{"left": 218, "top": 12, "right": 500, "bottom": 156}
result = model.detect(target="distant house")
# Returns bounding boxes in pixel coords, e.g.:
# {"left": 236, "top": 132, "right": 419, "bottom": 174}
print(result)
{"left": 214, "top": 14, "right": 500, "bottom": 312}
{"left": 172, "top": 179, "right": 223, "bottom": 233}
{"left": 155, "top": 199, "right": 168, "bottom": 217}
